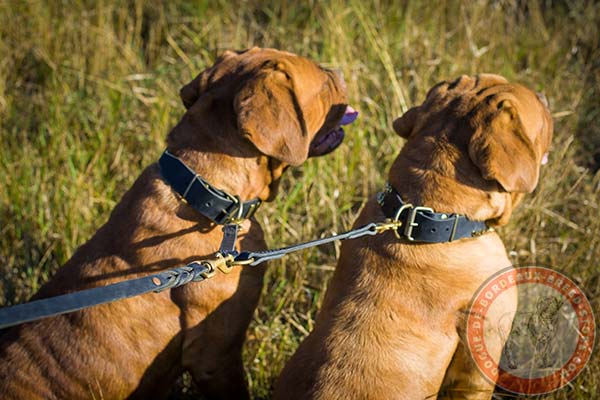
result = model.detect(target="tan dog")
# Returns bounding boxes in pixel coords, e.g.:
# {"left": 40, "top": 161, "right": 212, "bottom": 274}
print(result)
{"left": 275, "top": 74, "right": 552, "bottom": 400}
{"left": 0, "top": 47, "right": 352, "bottom": 399}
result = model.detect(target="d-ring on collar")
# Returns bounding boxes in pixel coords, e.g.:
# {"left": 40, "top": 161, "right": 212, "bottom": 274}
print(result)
{"left": 158, "top": 150, "right": 261, "bottom": 225}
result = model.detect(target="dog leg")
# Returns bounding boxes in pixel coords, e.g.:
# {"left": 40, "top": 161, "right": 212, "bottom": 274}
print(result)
{"left": 437, "top": 339, "right": 496, "bottom": 400}
{"left": 182, "top": 312, "right": 251, "bottom": 400}
{"left": 188, "top": 351, "right": 249, "bottom": 400}
{"left": 179, "top": 265, "right": 266, "bottom": 400}
{"left": 439, "top": 287, "right": 517, "bottom": 400}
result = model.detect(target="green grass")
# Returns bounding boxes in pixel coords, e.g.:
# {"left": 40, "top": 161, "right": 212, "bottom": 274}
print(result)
{"left": 1, "top": 1, "right": 599, "bottom": 398}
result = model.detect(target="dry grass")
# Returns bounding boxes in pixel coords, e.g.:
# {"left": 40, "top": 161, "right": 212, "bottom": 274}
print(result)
{"left": 0, "top": 1, "right": 599, "bottom": 398}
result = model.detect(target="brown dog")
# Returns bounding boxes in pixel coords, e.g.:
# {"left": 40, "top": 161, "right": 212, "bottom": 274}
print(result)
{"left": 0, "top": 47, "right": 352, "bottom": 399}
{"left": 274, "top": 74, "right": 552, "bottom": 400}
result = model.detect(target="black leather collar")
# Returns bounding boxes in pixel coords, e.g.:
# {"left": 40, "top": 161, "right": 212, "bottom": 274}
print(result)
{"left": 158, "top": 150, "right": 261, "bottom": 225}
{"left": 377, "top": 182, "right": 490, "bottom": 243}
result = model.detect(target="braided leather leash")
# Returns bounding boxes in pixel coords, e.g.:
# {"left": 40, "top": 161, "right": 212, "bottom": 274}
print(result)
{"left": 0, "top": 221, "right": 401, "bottom": 329}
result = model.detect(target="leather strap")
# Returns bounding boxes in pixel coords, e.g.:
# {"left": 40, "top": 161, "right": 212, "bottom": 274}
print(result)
{"left": 159, "top": 151, "right": 261, "bottom": 224}
{"left": 377, "top": 183, "right": 490, "bottom": 243}
{"left": 0, "top": 220, "right": 403, "bottom": 328}
{"left": 234, "top": 222, "right": 384, "bottom": 266}
{"left": 0, "top": 262, "right": 211, "bottom": 329}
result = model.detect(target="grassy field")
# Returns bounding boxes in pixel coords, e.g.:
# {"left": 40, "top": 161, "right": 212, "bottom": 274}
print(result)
{"left": 1, "top": 1, "right": 599, "bottom": 398}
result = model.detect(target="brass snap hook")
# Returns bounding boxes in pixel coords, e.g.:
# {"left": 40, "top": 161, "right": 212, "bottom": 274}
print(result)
{"left": 200, "top": 253, "right": 236, "bottom": 277}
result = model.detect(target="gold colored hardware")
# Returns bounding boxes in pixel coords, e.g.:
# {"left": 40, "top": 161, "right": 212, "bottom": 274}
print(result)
{"left": 404, "top": 205, "right": 434, "bottom": 241}
{"left": 229, "top": 257, "right": 255, "bottom": 267}
{"left": 472, "top": 227, "right": 495, "bottom": 237}
{"left": 199, "top": 261, "right": 217, "bottom": 279}
{"left": 223, "top": 195, "right": 246, "bottom": 225}
{"left": 392, "top": 204, "right": 413, "bottom": 239}
{"left": 374, "top": 220, "right": 403, "bottom": 234}
{"left": 245, "top": 201, "right": 261, "bottom": 220}
{"left": 449, "top": 216, "right": 460, "bottom": 242}
{"left": 200, "top": 253, "right": 237, "bottom": 277}
{"left": 216, "top": 253, "right": 236, "bottom": 274}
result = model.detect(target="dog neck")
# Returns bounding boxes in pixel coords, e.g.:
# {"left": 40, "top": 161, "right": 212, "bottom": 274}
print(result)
{"left": 387, "top": 139, "right": 515, "bottom": 226}
{"left": 165, "top": 110, "right": 276, "bottom": 203}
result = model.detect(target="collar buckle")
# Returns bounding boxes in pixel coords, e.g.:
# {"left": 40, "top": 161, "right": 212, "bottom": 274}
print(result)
{"left": 159, "top": 150, "right": 262, "bottom": 226}
{"left": 391, "top": 204, "right": 413, "bottom": 239}
{"left": 218, "top": 196, "right": 243, "bottom": 225}
{"left": 378, "top": 181, "right": 490, "bottom": 243}
{"left": 217, "top": 196, "right": 262, "bottom": 225}
{"left": 404, "top": 206, "right": 434, "bottom": 241}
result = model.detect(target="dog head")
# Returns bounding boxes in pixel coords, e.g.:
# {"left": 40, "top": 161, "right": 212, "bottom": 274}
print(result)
{"left": 392, "top": 74, "right": 553, "bottom": 225}
{"left": 178, "top": 47, "right": 356, "bottom": 167}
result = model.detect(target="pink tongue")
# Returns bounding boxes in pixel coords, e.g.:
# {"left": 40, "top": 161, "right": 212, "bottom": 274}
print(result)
{"left": 340, "top": 105, "right": 358, "bottom": 125}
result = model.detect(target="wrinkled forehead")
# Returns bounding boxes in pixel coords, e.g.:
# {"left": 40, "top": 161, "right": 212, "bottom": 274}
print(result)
{"left": 420, "top": 75, "right": 552, "bottom": 152}
{"left": 427, "top": 76, "right": 550, "bottom": 128}
{"left": 234, "top": 48, "right": 301, "bottom": 70}
{"left": 206, "top": 48, "right": 324, "bottom": 86}
{"left": 239, "top": 49, "right": 332, "bottom": 90}
{"left": 425, "top": 74, "right": 509, "bottom": 101}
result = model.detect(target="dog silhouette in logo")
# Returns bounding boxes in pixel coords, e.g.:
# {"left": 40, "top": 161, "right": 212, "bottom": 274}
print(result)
{"left": 501, "top": 296, "right": 564, "bottom": 370}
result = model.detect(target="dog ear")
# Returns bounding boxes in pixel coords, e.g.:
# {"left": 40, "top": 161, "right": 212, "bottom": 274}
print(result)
{"left": 180, "top": 74, "right": 204, "bottom": 109}
{"left": 468, "top": 100, "right": 539, "bottom": 193}
{"left": 234, "top": 69, "right": 309, "bottom": 166}
{"left": 179, "top": 50, "right": 239, "bottom": 109}
{"left": 392, "top": 106, "right": 421, "bottom": 138}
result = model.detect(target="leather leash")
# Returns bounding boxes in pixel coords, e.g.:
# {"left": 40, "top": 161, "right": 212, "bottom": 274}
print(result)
{"left": 232, "top": 221, "right": 398, "bottom": 266}
{"left": 0, "top": 182, "right": 493, "bottom": 329}
{"left": 0, "top": 221, "right": 402, "bottom": 329}
{"left": 0, "top": 260, "right": 213, "bottom": 329}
